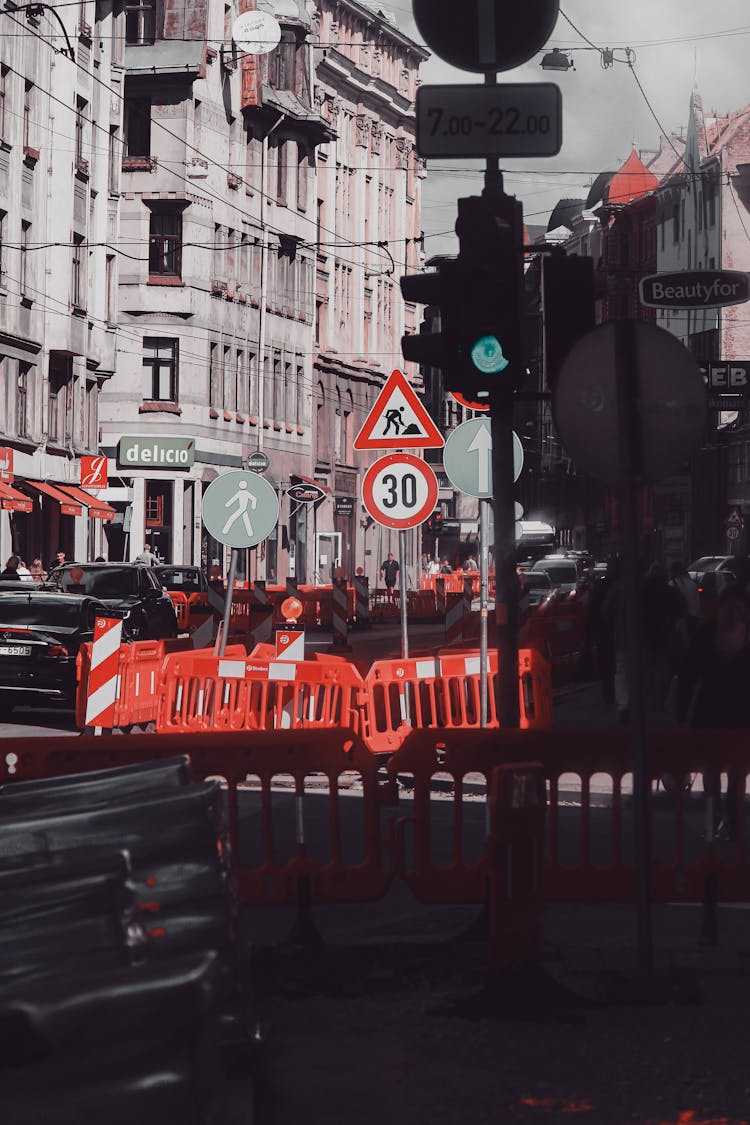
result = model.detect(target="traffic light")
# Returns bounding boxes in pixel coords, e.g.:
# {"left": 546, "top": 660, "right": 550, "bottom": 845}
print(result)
{"left": 451, "top": 195, "right": 523, "bottom": 407}
{"left": 542, "top": 251, "right": 596, "bottom": 389}
{"left": 400, "top": 196, "right": 523, "bottom": 408}
{"left": 424, "top": 509, "right": 444, "bottom": 536}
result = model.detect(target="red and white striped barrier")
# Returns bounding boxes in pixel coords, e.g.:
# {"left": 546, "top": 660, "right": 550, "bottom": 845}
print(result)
{"left": 331, "top": 578, "right": 350, "bottom": 650}
{"left": 84, "top": 615, "right": 123, "bottom": 729}
{"left": 353, "top": 575, "right": 370, "bottom": 628}
{"left": 444, "top": 592, "right": 465, "bottom": 645}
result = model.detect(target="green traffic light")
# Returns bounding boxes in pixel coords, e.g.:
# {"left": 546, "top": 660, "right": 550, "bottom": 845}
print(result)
{"left": 470, "top": 335, "right": 508, "bottom": 375}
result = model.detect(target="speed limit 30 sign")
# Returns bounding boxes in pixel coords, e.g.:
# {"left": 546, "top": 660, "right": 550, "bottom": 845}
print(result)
{"left": 362, "top": 454, "right": 439, "bottom": 530}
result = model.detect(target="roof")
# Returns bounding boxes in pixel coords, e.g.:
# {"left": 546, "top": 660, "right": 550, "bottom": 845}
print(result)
{"left": 605, "top": 149, "right": 659, "bottom": 205}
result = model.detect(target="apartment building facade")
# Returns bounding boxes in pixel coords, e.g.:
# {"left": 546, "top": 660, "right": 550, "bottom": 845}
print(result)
{"left": 0, "top": 0, "right": 122, "bottom": 569}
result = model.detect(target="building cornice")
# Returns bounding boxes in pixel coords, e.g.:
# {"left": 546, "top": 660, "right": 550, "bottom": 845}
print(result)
{"left": 317, "top": 49, "right": 415, "bottom": 121}
{"left": 323, "top": 0, "right": 429, "bottom": 60}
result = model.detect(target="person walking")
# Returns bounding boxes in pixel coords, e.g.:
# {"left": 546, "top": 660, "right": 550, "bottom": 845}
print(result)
{"left": 640, "top": 561, "right": 686, "bottom": 715}
{"left": 380, "top": 552, "right": 399, "bottom": 598}
{"left": 135, "top": 543, "right": 157, "bottom": 566}
{"left": 669, "top": 559, "right": 700, "bottom": 643}
{"left": 677, "top": 586, "right": 750, "bottom": 841}
{"left": 1, "top": 555, "right": 21, "bottom": 580}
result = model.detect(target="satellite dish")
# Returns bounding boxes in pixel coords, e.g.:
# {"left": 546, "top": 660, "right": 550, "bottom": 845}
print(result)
{"left": 231, "top": 10, "right": 281, "bottom": 55}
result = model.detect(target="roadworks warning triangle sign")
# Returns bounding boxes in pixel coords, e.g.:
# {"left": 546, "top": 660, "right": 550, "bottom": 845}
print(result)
{"left": 353, "top": 369, "right": 444, "bottom": 451}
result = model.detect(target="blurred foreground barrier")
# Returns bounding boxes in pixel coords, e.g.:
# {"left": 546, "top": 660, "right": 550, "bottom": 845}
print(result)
{"left": 361, "top": 647, "right": 552, "bottom": 754}
{"left": 6, "top": 727, "right": 750, "bottom": 905}
{"left": 519, "top": 597, "right": 589, "bottom": 683}
{"left": 0, "top": 730, "right": 545, "bottom": 970}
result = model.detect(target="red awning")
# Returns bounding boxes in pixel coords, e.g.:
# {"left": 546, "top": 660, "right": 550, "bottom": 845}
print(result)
{"left": 0, "top": 482, "right": 33, "bottom": 513}
{"left": 56, "top": 483, "right": 115, "bottom": 521}
{"left": 24, "top": 481, "right": 83, "bottom": 517}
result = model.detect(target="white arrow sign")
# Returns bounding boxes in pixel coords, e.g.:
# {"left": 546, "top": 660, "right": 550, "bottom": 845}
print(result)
{"left": 467, "top": 420, "right": 493, "bottom": 493}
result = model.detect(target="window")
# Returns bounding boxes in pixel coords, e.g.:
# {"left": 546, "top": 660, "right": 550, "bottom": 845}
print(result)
{"left": 124, "top": 96, "right": 151, "bottom": 157}
{"left": 71, "top": 233, "right": 86, "bottom": 310}
{"left": 108, "top": 127, "right": 119, "bottom": 193}
{"left": 148, "top": 208, "right": 182, "bottom": 277}
{"left": 276, "top": 140, "right": 286, "bottom": 204}
{"left": 209, "top": 342, "right": 221, "bottom": 408}
{"left": 23, "top": 80, "right": 33, "bottom": 152}
{"left": 222, "top": 345, "right": 231, "bottom": 410}
{"left": 268, "top": 33, "right": 297, "bottom": 91}
{"left": 297, "top": 143, "right": 308, "bottom": 211}
{"left": 236, "top": 350, "right": 245, "bottom": 413}
{"left": 125, "top": 0, "right": 155, "bottom": 45}
{"left": 142, "top": 338, "right": 178, "bottom": 402}
{"left": 20, "top": 220, "right": 30, "bottom": 296}
{"left": 0, "top": 210, "right": 5, "bottom": 286}
{"left": 672, "top": 203, "right": 679, "bottom": 244}
{"left": 16, "top": 364, "right": 30, "bottom": 438}
{"left": 83, "top": 379, "right": 97, "bottom": 452}
{"left": 48, "top": 355, "right": 73, "bottom": 444}
{"left": 0, "top": 64, "right": 9, "bottom": 142}
{"left": 105, "top": 254, "right": 116, "bottom": 321}
{"left": 75, "top": 97, "right": 88, "bottom": 171}
{"left": 273, "top": 351, "right": 282, "bottom": 419}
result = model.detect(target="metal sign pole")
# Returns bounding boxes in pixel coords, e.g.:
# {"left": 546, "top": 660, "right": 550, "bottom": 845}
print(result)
{"left": 399, "top": 528, "right": 409, "bottom": 660}
{"left": 615, "top": 319, "right": 653, "bottom": 975}
{"left": 218, "top": 548, "right": 238, "bottom": 658}
{"left": 479, "top": 497, "right": 490, "bottom": 726}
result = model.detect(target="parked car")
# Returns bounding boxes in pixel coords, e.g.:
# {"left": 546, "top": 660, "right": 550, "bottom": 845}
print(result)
{"left": 521, "top": 570, "right": 554, "bottom": 607}
{"left": 529, "top": 556, "right": 581, "bottom": 595}
{"left": 44, "top": 563, "right": 178, "bottom": 640}
{"left": 687, "top": 556, "right": 734, "bottom": 583}
{"left": 0, "top": 590, "right": 107, "bottom": 711}
{"left": 154, "top": 565, "right": 209, "bottom": 596}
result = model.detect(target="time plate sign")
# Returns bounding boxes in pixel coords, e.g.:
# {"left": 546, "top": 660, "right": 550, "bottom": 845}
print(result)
{"left": 416, "top": 83, "right": 562, "bottom": 159}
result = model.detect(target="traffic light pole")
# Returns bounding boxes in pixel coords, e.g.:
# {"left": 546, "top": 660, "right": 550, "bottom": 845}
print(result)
{"left": 483, "top": 75, "right": 522, "bottom": 728}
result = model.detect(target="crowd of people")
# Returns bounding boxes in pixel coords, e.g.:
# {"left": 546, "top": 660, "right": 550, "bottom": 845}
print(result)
{"left": 0, "top": 551, "right": 69, "bottom": 583}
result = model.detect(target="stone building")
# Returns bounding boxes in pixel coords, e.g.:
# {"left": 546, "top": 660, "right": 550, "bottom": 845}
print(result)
{"left": 0, "top": 0, "right": 122, "bottom": 568}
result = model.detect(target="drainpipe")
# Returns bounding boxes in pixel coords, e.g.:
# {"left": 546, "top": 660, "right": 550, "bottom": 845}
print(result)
{"left": 255, "top": 110, "right": 284, "bottom": 579}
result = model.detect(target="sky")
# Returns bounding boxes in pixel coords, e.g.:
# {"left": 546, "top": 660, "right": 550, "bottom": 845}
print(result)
{"left": 380, "top": 1, "right": 750, "bottom": 257}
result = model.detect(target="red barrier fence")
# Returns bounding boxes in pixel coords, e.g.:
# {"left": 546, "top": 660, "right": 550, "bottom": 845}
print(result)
{"left": 0, "top": 729, "right": 544, "bottom": 967}
{"left": 361, "top": 647, "right": 552, "bottom": 754}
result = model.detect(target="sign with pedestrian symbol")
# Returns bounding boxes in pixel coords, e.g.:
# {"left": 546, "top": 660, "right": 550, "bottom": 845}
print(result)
{"left": 442, "top": 417, "right": 523, "bottom": 498}
{"left": 354, "top": 369, "right": 444, "bottom": 451}
{"left": 201, "top": 470, "right": 279, "bottom": 548}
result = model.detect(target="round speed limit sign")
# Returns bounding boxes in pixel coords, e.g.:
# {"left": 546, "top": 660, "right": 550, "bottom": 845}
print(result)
{"left": 362, "top": 454, "right": 439, "bottom": 530}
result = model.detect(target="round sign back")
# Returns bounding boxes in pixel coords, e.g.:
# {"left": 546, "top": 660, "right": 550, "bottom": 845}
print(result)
{"left": 552, "top": 321, "right": 708, "bottom": 486}
{"left": 231, "top": 10, "right": 281, "bottom": 55}
{"left": 412, "top": 0, "right": 560, "bottom": 74}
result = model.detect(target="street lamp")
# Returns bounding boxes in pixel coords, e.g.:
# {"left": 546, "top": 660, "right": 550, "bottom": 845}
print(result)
{"left": 540, "top": 48, "right": 574, "bottom": 71}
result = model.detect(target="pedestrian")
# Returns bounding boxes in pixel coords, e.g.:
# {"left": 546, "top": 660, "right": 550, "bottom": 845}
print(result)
{"left": 94, "top": 555, "right": 106, "bottom": 563}
{"left": 29, "top": 558, "right": 46, "bottom": 583}
{"left": 380, "top": 552, "right": 399, "bottom": 597}
{"left": 669, "top": 559, "right": 700, "bottom": 644}
{"left": 463, "top": 555, "right": 478, "bottom": 573}
{"left": 677, "top": 586, "right": 750, "bottom": 840}
{"left": 440, "top": 558, "right": 453, "bottom": 575}
{"left": 640, "top": 561, "right": 687, "bottom": 714}
{"left": 135, "top": 543, "right": 157, "bottom": 566}
{"left": 1, "top": 555, "right": 22, "bottom": 580}
{"left": 427, "top": 557, "right": 440, "bottom": 577}
{"left": 16, "top": 558, "right": 32, "bottom": 581}
{"left": 47, "top": 549, "right": 66, "bottom": 574}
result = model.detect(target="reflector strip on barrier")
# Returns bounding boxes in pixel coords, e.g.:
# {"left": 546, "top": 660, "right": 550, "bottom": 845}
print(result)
{"left": 85, "top": 616, "right": 123, "bottom": 728}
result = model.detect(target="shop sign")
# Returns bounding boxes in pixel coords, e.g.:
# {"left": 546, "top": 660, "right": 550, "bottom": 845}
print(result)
{"left": 287, "top": 482, "right": 327, "bottom": 504}
{"left": 334, "top": 496, "right": 356, "bottom": 516}
{"left": 0, "top": 448, "right": 14, "bottom": 483}
{"left": 118, "top": 436, "right": 195, "bottom": 469}
{"left": 80, "top": 454, "right": 108, "bottom": 490}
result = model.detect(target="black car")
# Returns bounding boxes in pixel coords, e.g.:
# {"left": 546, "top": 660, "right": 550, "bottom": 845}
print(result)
{"left": 45, "top": 563, "right": 178, "bottom": 641}
{"left": 0, "top": 590, "right": 107, "bottom": 710}
{"left": 154, "top": 565, "right": 209, "bottom": 596}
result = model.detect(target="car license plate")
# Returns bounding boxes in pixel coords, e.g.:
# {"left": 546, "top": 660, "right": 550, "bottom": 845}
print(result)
{"left": 0, "top": 645, "right": 32, "bottom": 656}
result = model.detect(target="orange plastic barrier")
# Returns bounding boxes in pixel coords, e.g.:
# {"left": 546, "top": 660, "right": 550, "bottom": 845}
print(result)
{"left": 156, "top": 650, "right": 364, "bottom": 735}
{"left": 361, "top": 647, "right": 552, "bottom": 754}
{"left": 166, "top": 591, "right": 189, "bottom": 630}
{"left": 406, "top": 589, "right": 438, "bottom": 620}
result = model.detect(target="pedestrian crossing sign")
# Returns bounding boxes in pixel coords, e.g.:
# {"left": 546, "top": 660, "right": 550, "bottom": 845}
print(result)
{"left": 353, "top": 369, "right": 444, "bottom": 451}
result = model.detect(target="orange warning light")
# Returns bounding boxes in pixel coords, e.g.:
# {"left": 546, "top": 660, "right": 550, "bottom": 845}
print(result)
{"left": 280, "top": 596, "right": 303, "bottom": 623}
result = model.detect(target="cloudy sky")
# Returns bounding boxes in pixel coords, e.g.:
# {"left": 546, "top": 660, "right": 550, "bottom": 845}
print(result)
{"left": 384, "top": 1, "right": 750, "bottom": 256}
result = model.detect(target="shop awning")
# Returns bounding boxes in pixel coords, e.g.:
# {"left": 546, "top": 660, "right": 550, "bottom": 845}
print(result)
{"left": 0, "top": 482, "right": 33, "bottom": 513}
{"left": 291, "top": 472, "right": 331, "bottom": 495}
{"left": 24, "top": 481, "right": 83, "bottom": 517}
{"left": 56, "top": 484, "right": 115, "bottom": 521}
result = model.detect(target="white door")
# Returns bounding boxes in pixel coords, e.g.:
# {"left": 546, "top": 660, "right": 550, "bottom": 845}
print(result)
{"left": 315, "top": 531, "right": 342, "bottom": 583}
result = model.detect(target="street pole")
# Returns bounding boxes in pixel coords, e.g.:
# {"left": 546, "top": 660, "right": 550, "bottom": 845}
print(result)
{"left": 614, "top": 319, "right": 653, "bottom": 974}
{"left": 399, "top": 528, "right": 409, "bottom": 660}
{"left": 484, "top": 73, "right": 521, "bottom": 729}
{"left": 217, "top": 547, "right": 238, "bottom": 658}
{"left": 479, "top": 497, "right": 490, "bottom": 726}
